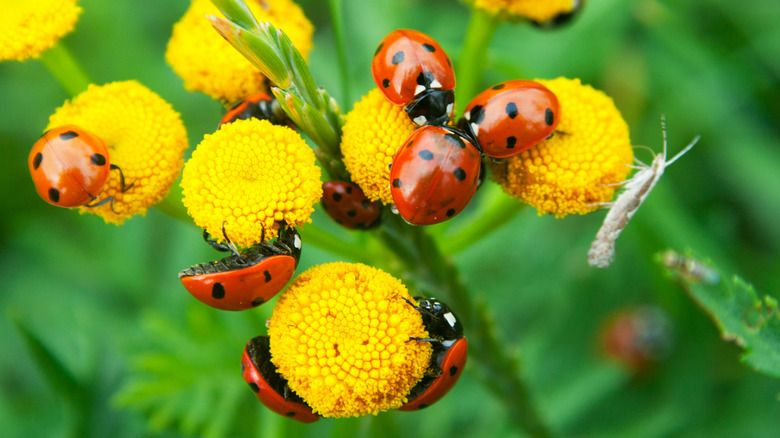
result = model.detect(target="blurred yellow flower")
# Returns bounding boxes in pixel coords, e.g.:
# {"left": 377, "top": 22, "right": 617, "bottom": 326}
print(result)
{"left": 47, "top": 81, "right": 188, "bottom": 224}
{"left": 166, "top": 0, "right": 314, "bottom": 102}
{"left": 340, "top": 88, "right": 417, "bottom": 204}
{"left": 0, "top": 0, "right": 82, "bottom": 62}
{"left": 473, "top": 0, "right": 578, "bottom": 22}
{"left": 268, "top": 262, "right": 432, "bottom": 417}
{"left": 181, "top": 118, "right": 321, "bottom": 247}
{"left": 490, "top": 77, "right": 633, "bottom": 217}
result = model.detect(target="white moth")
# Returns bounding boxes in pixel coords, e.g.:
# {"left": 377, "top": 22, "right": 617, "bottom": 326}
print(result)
{"left": 588, "top": 121, "right": 700, "bottom": 268}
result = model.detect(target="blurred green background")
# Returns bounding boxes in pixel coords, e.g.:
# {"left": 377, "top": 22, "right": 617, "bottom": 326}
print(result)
{"left": 1, "top": 0, "right": 779, "bottom": 437}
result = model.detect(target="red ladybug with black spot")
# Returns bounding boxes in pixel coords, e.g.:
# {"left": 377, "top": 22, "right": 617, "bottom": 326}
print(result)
{"left": 179, "top": 223, "right": 302, "bottom": 311}
{"left": 321, "top": 181, "right": 381, "bottom": 230}
{"left": 28, "top": 125, "right": 131, "bottom": 209}
{"left": 462, "top": 80, "right": 560, "bottom": 159}
{"left": 390, "top": 125, "right": 481, "bottom": 225}
{"left": 399, "top": 296, "right": 467, "bottom": 411}
{"left": 372, "top": 29, "right": 456, "bottom": 126}
{"left": 242, "top": 335, "right": 320, "bottom": 423}
{"left": 219, "top": 91, "right": 292, "bottom": 128}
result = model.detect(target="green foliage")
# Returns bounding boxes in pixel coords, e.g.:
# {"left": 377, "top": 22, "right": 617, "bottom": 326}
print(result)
{"left": 660, "top": 250, "right": 780, "bottom": 380}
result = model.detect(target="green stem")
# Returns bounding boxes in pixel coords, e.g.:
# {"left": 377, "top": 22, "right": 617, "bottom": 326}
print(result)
{"left": 154, "top": 182, "right": 192, "bottom": 224}
{"left": 376, "top": 215, "right": 552, "bottom": 438}
{"left": 38, "top": 42, "right": 92, "bottom": 97}
{"left": 455, "top": 8, "right": 500, "bottom": 114}
{"left": 328, "top": 0, "right": 351, "bottom": 105}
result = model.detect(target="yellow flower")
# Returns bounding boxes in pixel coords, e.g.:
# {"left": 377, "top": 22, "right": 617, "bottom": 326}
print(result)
{"left": 340, "top": 88, "right": 417, "bottom": 204}
{"left": 47, "top": 81, "right": 188, "bottom": 224}
{"left": 473, "top": 0, "right": 578, "bottom": 23}
{"left": 268, "top": 262, "right": 432, "bottom": 418}
{"left": 490, "top": 77, "right": 633, "bottom": 217}
{"left": 0, "top": 0, "right": 81, "bottom": 62}
{"left": 181, "top": 118, "right": 321, "bottom": 248}
{"left": 166, "top": 0, "right": 314, "bottom": 102}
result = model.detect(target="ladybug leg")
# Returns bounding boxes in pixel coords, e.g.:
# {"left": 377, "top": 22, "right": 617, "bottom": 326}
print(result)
{"left": 406, "top": 336, "right": 442, "bottom": 344}
{"left": 85, "top": 195, "right": 116, "bottom": 211}
{"left": 203, "top": 229, "right": 233, "bottom": 252}
{"left": 401, "top": 296, "right": 423, "bottom": 312}
{"left": 220, "top": 221, "right": 244, "bottom": 260}
{"left": 110, "top": 164, "right": 135, "bottom": 193}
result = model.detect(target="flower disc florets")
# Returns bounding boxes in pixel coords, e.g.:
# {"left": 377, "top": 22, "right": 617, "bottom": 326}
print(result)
{"left": 0, "top": 0, "right": 81, "bottom": 62}
{"left": 181, "top": 118, "right": 322, "bottom": 247}
{"left": 340, "top": 88, "right": 418, "bottom": 204}
{"left": 47, "top": 80, "right": 188, "bottom": 224}
{"left": 268, "top": 262, "right": 432, "bottom": 417}
{"left": 166, "top": 0, "right": 314, "bottom": 102}
{"left": 490, "top": 77, "right": 633, "bottom": 217}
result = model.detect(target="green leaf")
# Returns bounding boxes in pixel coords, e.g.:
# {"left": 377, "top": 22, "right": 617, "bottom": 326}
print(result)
{"left": 210, "top": 0, "right": 260, "bottom": 32}
{"left": 659, "top": 250, "right": 780, "bottom": 379}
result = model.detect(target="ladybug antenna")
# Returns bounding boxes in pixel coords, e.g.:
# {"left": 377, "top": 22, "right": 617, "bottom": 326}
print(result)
{"left": 401, "top": 296, "right": 421, "bottom": 311}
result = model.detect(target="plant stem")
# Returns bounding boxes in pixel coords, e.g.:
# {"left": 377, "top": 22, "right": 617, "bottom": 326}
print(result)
{"left": 38, "top": 42, "right": 91, "bottom": 97}
{"left": 154, "top": 181, "right": 192, "bottom": 224}
{"left": 455, "top": 8, "right": 500, "bottom": 114}
{"left": 376, "top": 214, "right": 552, "bottom": 438}
{"left": 328, "top": 0, "right": 351, "bottom": 105}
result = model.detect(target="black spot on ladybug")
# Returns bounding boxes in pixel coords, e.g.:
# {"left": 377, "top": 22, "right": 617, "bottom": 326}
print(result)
{"left": 469, "top": 105, "right": 485, "bottom": 124}
{"left": 361, "top": 200, "right": 371, "bottom": 209}
{"left": 212, "top": 283, "right": 226, "bottom": 299}
{"left": 453, "top": 167, "right": 466, "bottom": 181}
{"left": 506, "top": 102, "right": 519, "bottom": 119}
{"left": 91, "top": 153, "right": 107, "bottom": 166}
{"left": 264, "top": 270, "right": 272, "bottom": 283}
{"left": 345, "top": 185, "right": 353, "bottom": 194}
{"left": 382, "top": 78, "right": 390, "bottom": 88}
{"left": 252, "top": 297, "right": 265, "bottom": 306}
{"left": 33, "top": 152, "right": 43, "bottom": 169}
{"left": 48, "top": 188, "right": 60, "bottom": 203}
{"left": 285, "top": 412, "right": 296, "bottom": 417}
{"left": 249, "top": 382, "right": 260, "bottom": 392}
{"left": 406, "top": 139, "right": 414, "bottom": 148}
{"left": 374, "top": 42, "right": 384, "bottom": 56}
{"left": 392, "top": 179, "right": 402, "bottom": 188}
{"left": 446, "top": 57, "right": 452, "bottom": 67}
{"left": 444, "top": 133, "right": 466, "bottom": 149}
{"left": 416, "top": 71, "right": 435, "bottom": 88}
{"left": 422, "top": 43, "right": 436, "bottom": 52}
{"left": 347, "top": 210, "right": 357, "bottom": 217}
{"left": 506, "top": 136, "right": 517, "bottom": 149}
{"left": 418, "top": 149, "right": 434, "bottom": 160}
{"left": 418, "top": 404, "right": 429, "bottom": 409}
{"left": 446, "top": 208, "right": 456, "bottom": 217}
{"left": 545, "top": 108, "right": 554, "bottom": 126}
{"left": 391, "top": 51, "right": 405, "bottom": 64}
{"left": 332, "top": 192, "right": 343, "bottom": 202}
{"left": 449, "top": 365, "right": 459, "bottom": 376}
{"left": 492, "top": 83, "right": 505, "bottom": 90}
{"left": 59, "top": 130, "right": 79, "bottom": 140}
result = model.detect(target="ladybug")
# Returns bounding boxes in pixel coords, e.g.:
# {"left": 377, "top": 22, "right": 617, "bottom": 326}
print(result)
{"left": 321, "top": 181, "right": 381, "bottom": 230}
{"left": 462, "top": 80, "right": 560, "bottom": 159}
{"left": 600, "top": 306, "right": 672, "bottom": 373}
{"left": 219, "top": 91, "right": 291, "bottom": 127}
{"left": 28, "top": 125, "right": 131, "bottom": 209}
{"left": 372, "top": 29, "right": 455, "bottom": 126}
{"left": 399, "top": 297, "right": 467, "bottom": 411}
{"left": 241, "top": 335, "right": 319, "bottom": 423}
{"left": 179, "top": 222, "right": 302, "bottom": 311}
{"left": 390, "top": 125, "right": 481, "bottom": 225}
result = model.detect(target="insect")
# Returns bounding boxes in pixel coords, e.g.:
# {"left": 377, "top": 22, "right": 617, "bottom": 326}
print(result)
{"left": 661, "top": 250, "right": 720, "bottom": 284}
{"left": 321, "top": 181, "right": 382, "bottom": 230}
{"left": 600, "top": 306, "right": 673, "bottom": 373}
{"left": 461, "top": 80, "right": 560, "bottom": 159}
{"left": 219, "top": 91, "right": 291, "bottom": 127}
{"left": 371, "top": 29, "right": 455, "bottom": 126}
{"left": 390, "top": 125, "right": 482, "bottom": 225}
{"left": 588, "top": 121, "right": 700, "bottom": 268}
{"left": 28, "top": 125, "right": 132, "bottom": 210}
{"left": 179, "top": 222, "right": 302, "bottom": 311}
{"left": 400, "top": 296, "right": 467, "bottom": 411}
{"left": 241, "top": 335, "right": 319, "bottom": 423}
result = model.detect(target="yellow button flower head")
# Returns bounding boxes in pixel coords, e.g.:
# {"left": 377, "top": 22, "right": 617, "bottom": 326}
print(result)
{"left": 47, "top": 80, "right": 188, "bottom": 224}
{"left": 181, "top": 118, "right": 322, "bottom": 248}
{"left": 0, "top": 0, "right": 81, "bottom": 62}
{"left": 166, "top": 0, "right": 314, "bottom": 102}
{"left": 472, "top": 0, "right": 577, "bottom": 22}
{"left": 341, "top": 88, "right": 417, "bottom": 204}
{"left": 490, "top": 77, "right": 634, "bottom": 217}
{"left": 268, "top": 262, "right": 432, "bottom": 417}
